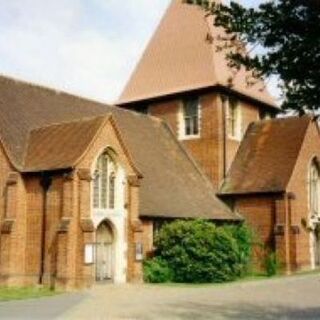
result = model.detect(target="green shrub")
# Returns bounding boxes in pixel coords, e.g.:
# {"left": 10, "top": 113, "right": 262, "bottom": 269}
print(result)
{"left": 265, "top": 251, "right": 278, "bottom": 277}
{"left": 154, "top": 220, "right": 253, "bottom": 283}
{"left": 224, "top": 224, "right": 254, "bottom": 276}
{"left": 143, "top": 257, "right": 173, "bottom": 283}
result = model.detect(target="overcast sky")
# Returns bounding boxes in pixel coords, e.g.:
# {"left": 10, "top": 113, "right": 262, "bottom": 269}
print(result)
{"left": 0, "top": 0, "right": 273, "bottom": 104}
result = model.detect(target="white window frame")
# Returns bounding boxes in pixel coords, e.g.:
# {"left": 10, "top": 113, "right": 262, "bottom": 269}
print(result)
{"left": 178, "top": 97, "right": 201, "bottom": 140}
{"left": 226, "top": 98, "right": 242, "bottom": 141}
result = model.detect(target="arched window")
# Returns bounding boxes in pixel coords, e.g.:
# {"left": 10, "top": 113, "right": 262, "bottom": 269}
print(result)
{"left": 309, "top": 160, "right": 320, "bottom": 218}
{"left": 108, "top": 172, "right": 116, "bottom": 209}
{"left": 93, "top": 151, "right": 117, "bottom": 209}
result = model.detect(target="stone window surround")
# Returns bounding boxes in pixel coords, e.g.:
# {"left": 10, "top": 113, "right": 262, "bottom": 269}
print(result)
{"left": 178, "top": 97, "right": 201, "bottom": 140}
{"left": 226, "top": 97, "right": 242, "bottom": 141}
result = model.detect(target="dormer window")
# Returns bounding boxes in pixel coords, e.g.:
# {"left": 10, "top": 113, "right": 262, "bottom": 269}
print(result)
{"left": 179, "top": 97, "right": 201, "bottom": 139}
{"left": 227, "top": 98, "right": 242, "bottom": 140}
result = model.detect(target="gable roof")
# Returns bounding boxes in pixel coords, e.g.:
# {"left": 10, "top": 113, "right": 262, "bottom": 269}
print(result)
{"left": 118, "top": 0, "right": 277, "bottom": 109}
{"left": 0, "top": 75, "right": 237, "bottom": 220}
{"left": 24, "top": 116, "right": 108, "bottom": 172}
{"left": 0, "top": 75, "right": 114, "bottom": 169}
{"left": 219, "top": 116, "right": 312, "bottom": 195}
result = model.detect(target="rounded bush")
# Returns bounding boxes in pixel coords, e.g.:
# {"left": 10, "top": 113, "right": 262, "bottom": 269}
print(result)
{"left": 154, "top": 220, "right": 253, "bottom": 283}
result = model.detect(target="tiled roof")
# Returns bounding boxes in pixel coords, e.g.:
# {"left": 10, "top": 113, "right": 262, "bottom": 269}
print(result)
{"left": 24, "top": 116, "right": 108, "bottom": 172}
{"left": 118, "top": 0, "right": 277, "bottom": 109}
{"left": 0, "top": 75, "right": 237, "bottom": 220}
{"left": 219, "top": 116, "right": 312, "bottom": 195}
{"left": 112, "top": 110, "right": 236, "bottom": 219}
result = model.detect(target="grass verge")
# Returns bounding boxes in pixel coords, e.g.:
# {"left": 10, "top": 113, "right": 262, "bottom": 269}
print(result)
{"left": 0, "top": 286, "right": 58, "bottom": 302}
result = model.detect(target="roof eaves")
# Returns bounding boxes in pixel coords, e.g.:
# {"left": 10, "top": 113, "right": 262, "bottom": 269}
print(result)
{"left": 118, "top": 83, "right": 280, "bottom": 111}
{"left": 218, "top": 189, "right": 285, "bottom": 197}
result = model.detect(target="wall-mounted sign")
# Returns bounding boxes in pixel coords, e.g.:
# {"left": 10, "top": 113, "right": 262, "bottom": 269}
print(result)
{"left": 84, "top": 243, "right": 95, "bottom": 264}
{"left": 135, "top": 242, "right": 143, "bottom": 261}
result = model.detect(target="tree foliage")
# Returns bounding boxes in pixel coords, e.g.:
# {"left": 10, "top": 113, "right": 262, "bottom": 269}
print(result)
{"left": 185, "top": 0, "right": 320, "bottom": 115}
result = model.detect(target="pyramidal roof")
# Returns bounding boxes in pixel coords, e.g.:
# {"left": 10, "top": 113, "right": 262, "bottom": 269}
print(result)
{"left": 118, "top": 0, "right": 277, "bottom": 108}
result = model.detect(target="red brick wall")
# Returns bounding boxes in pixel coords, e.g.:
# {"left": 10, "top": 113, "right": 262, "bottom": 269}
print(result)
{"left": 0, "top": 118, "right": 145, "bottom": 290}
{"left": 286, "top": 120, "right": 320, "bottom": 270}
{"left": 230, "top": 121, "right": 320, "bottom": 273}
{"left": 233, "top": 195, "right": 277, "bottom": 268}
{"left": 149, "top": 93, "right": 260, "bottom": 188}
{"left": 25, "top": 176, "right": 43, "bottom": 284}
{"left": 0, "top": 143, "right": 28, "bottom": 287}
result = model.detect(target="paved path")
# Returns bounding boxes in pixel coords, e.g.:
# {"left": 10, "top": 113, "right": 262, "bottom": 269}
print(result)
{"left": 0, "top": 292, "right": 85, "bottom": 320}
{"left": 1, "top": 274, "right": 320, "bottom": 319}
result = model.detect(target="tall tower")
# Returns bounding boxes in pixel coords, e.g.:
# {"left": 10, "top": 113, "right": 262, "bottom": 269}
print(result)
{"left": 118, "top": 0, "right": 278, "bottom": 188}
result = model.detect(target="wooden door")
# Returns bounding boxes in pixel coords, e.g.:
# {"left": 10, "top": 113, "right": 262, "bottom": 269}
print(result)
{"left": 96, "top": 222, "right": 113, "bottom": 281}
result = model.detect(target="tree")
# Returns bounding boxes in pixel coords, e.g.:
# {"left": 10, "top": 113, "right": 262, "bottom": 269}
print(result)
{"left": 185, "top": 0, "right": 320, "bottom": 115}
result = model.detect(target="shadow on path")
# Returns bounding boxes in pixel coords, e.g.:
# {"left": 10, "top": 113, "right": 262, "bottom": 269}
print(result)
{"left": 157, "top": 302, "right": 320, "bottom": 320}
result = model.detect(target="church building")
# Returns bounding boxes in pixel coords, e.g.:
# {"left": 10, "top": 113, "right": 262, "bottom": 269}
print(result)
{"left": 0, "top": 0, "right": 319, "bottom": 290}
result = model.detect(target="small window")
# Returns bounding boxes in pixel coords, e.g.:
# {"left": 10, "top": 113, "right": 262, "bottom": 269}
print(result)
{"left": 227, "top": 98, "right": 242, "bottom": 140}
{"left": 180, "top": 97, "right": 200, "bottom": 139}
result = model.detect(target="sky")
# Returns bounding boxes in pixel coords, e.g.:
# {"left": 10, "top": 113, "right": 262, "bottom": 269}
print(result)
{"left": 0, "top": 0, "right": 275, "bottom": 104}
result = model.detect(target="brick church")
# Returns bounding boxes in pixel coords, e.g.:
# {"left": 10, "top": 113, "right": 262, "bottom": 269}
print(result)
{"left": 0, "top": 0, "right": 320, "bottom": 290}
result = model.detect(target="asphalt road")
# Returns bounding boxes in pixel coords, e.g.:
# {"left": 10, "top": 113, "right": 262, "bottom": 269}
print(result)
{"left": 1, "top": 273, "right": 320, "bottom": 319}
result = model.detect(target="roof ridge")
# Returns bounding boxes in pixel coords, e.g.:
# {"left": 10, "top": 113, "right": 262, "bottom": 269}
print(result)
{"left": 0, "top": 73, "right": 115, "bottom": 108}
{"left": 256, "top": 114, "right": 312, "bottom": 125}
{"left": 29, "top": 114, "right": 109, "bottom": 132}
{"left": 205, "top": 14, "right": 222, "bottom": 86}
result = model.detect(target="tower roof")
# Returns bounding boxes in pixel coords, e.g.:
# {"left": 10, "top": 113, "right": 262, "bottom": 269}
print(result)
{"left": 118, "top": 0, "right": 277, "bottom": 109}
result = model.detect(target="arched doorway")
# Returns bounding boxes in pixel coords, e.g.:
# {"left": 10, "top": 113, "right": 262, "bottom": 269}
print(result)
{"left": 91, "top": 148, "right": 128, "bottom": 284}
{"left": 96, "top": 221, "right": 114, "bottom": 281}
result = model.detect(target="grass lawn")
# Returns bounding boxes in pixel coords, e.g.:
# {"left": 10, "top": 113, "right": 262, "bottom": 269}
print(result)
{"left": 0, "top": 286, "right": 58, "bottom": 302}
